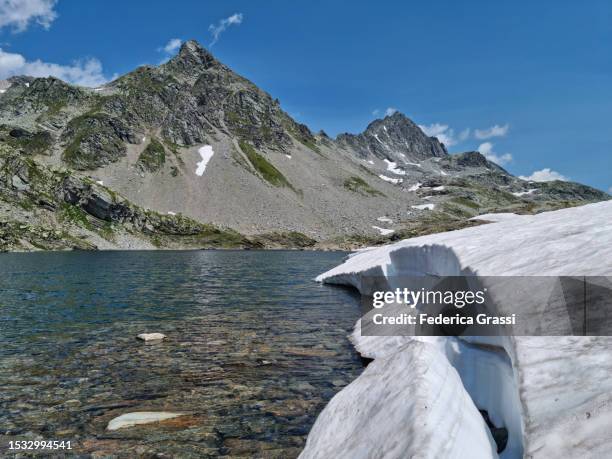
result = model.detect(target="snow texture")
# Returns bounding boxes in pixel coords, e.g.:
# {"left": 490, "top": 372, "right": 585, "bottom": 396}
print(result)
{"left": 512, "top": 189, "right": 537, "bottom": 197}
{"left": 379, "top": 174, "right": 403, "bottom": 184}
{"left": 412, "top": 203, "right": 435, "bottom": 210}
{"left": 372, "top": 226, "right": 394, "bottom": 236}
{"left": 307, "top": 202, "right": 612, "bottom": 459}
{"left": 384, "top": 159, "right": 406, "bottom": 175}
{"left": 195, "top": 145, "right": 214, "bottom": 176}
{"left": 300, "top": 340, "right": 498, "bottom": 459}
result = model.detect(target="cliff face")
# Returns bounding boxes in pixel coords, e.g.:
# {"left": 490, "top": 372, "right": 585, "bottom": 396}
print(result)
{"left": 0, "top": 40, "right": 608, "bottom": 251}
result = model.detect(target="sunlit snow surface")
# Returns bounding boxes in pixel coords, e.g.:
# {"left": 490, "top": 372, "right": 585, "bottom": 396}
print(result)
{"left": 408, "top": 182, "right": 422, "bottom": 192}
{"left": 379, "top": 174, "right": 403, "bottom": 184}
{"left": 512, "top": 189, "right": 537, "bottom": 197}
{"left": 195, "top": 145, "right": 214, "bottom": 176}
{"left": 412, "top": 203, "right": 435, "bottom": 210}
{"left": 303, "top": 202, "right": 612, "bottom": 459}
{"left": 383, "top": 159, "right": 406, "bottom": 175}
{"left": 371, "top": 226, "right": 394, "bottom": 236}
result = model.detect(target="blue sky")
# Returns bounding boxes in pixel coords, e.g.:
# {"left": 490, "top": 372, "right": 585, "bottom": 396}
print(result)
{"left": 0, "top": 0, "right": 610, "bottom": 192}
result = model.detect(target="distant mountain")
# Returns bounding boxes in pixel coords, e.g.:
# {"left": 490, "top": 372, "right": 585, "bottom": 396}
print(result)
{"left": 337, "top": 112, "right": 447, "bottom": 161}
{"left": 0, "top": 40, "right": 608, "bottom": 252}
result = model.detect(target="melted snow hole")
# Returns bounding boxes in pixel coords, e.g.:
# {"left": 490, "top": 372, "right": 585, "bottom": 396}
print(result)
{"left": 443, "top": 339, "right": 523, "bottom": 458}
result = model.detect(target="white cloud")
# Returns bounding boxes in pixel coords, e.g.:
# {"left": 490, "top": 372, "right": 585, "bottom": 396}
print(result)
{"left": 0, "top": 48, "right": 107, "bottom": 86}
{"left": 477, "top": 142, "right": 513, "bottom": 165}
{"left": 0, "top": 0, "right": 57, "bottom": 32}
{"left": 209, "top": 12, "right": 243, "bottom": 47}
{"left": 384, "top": 107, "right": 397, "bottom": 117}
{"left": 419, "top": 123, "right": 458, "bottom": 147}
{"left": 519, "top": 168, "right": 568, "bottom": 182}
{"left": 475, "top": 123, "right": 509, "bottom": 139}
{"left": 160, "top": 38, "right": 182, "bottom": 54}
{"left": 372, "top": 109, "right": 380, "bottom": 116}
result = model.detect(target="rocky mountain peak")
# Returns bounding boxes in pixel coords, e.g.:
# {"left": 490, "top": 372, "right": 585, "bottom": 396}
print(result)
{"left": 337, "top": 111, "right": 447, "bottom": 162}
{"left": 162, "top": 39, "right": 220, "bottom": 83}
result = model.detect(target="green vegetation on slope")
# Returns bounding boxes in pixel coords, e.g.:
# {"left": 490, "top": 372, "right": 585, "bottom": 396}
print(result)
{"left": 344, "top": 176, "right": 385, "bottom": 196}
{"left": 137, "top": 138, "right": 166, "bottom": 172}
{"left": 62, "top": 112, "right": 128, "bottom": 170}
{"left": 239, "top": 140, "right": 293, "bottom": 189}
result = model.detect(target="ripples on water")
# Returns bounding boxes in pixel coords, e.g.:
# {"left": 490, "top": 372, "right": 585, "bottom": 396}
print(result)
{"left": 0, "top": 250, "right": 363, "bottom": 458}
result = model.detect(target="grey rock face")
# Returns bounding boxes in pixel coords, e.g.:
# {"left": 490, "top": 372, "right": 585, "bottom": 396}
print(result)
{"left": 336, "top": 112, "right": 447, "bottom": 161}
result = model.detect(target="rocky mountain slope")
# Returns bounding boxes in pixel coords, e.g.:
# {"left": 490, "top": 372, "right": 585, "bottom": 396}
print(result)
{"left": 0, "top": 40, "right": 608, "bottom": 251}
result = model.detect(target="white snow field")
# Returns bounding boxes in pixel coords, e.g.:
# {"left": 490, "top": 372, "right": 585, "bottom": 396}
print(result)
{"left": 372, "top": 226, "right": 395, "bottom": 236}
{"left": 412, "top": 203, "right": 435, "bottom": 210}
{"left": 302, "top": 201, "right": 612, "bottom": 459}
{"left": 195, "top": 145, "right": 214, "bottom": 176}
{"left": 384, "top": 159, "right": 406, "bottom": 175}
{"left": 379, "top": 174, "right": 403, "bottom": 184}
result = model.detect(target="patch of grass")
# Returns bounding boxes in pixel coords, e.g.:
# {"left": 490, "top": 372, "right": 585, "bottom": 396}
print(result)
{"left": 441, "top": 202, "right": 474, "bottom": 218}
{"left": 450, "top": 196, "right": 480, "bottom": 209}
{"left": 62, "top": 112, "right": 126, "bottom": 169}
{"left": 163, "top": 140, "right": 185, "bottom": 165}
{"left": 137, "top": 138, "right": 166, "bottom": 172}
{"left": 282, "top": 117, "right": 321, "bottom": 154}
{"left": 344, "top": 176, "right": 385, "bottom": 196}
{"left": 17, "top": 197, "right": 35, "bottom": 211}
{"left": 250, "top": 231, "right": 317, "bottom": 248}
{"left": 58, "top": 202, "right": 93, "bottom": 230}
{"left": 239, "top": 140, "right": 293, "bottom": 189}
{"left": 5, "top": 129, "right": 53, "bottom": 155}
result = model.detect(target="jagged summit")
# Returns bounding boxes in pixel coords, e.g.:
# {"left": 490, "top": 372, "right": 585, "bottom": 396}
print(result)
{"left": 162, "top": 39, "right": 220, "bottom": 81}
{"left": 0, "top": 41, "right": 607, "bottom": 252}
{"left": 336, "top": 111, "right": 447, "bottom": 162}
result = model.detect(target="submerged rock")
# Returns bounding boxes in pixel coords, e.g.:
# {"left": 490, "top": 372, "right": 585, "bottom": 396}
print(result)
{"left": 106, "top": 411, "right": 185, "bottom": 430}
{"left": 137, "top": 333, "right": 166, "bottom": 341}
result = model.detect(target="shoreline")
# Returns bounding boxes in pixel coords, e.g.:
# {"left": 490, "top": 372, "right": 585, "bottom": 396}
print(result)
{"left": 0, "top": 246, "right": 353, "bottom": 254}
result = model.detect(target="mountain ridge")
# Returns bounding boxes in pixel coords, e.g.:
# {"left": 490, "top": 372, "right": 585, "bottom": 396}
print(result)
{"left": 0, "top": 39, "right": 608, "bottom": 252}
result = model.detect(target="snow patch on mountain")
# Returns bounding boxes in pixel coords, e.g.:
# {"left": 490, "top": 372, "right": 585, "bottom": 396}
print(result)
{"left": 371, "top": 226, "right": 394, "bottom": 236}
{"left": 195, "top": 145, "right": 214, "bottom": 176}
{"left": 384, "top": 159, "right": 406, "bottom": 175}
{"left": 512, "top": 189, "right": 537, "bottom": 197}
{"left": 412, "top": 203, "right": 435, "bottom": 210}
{"left": 379, "top": 175, "right": 403, "bottom": 184}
